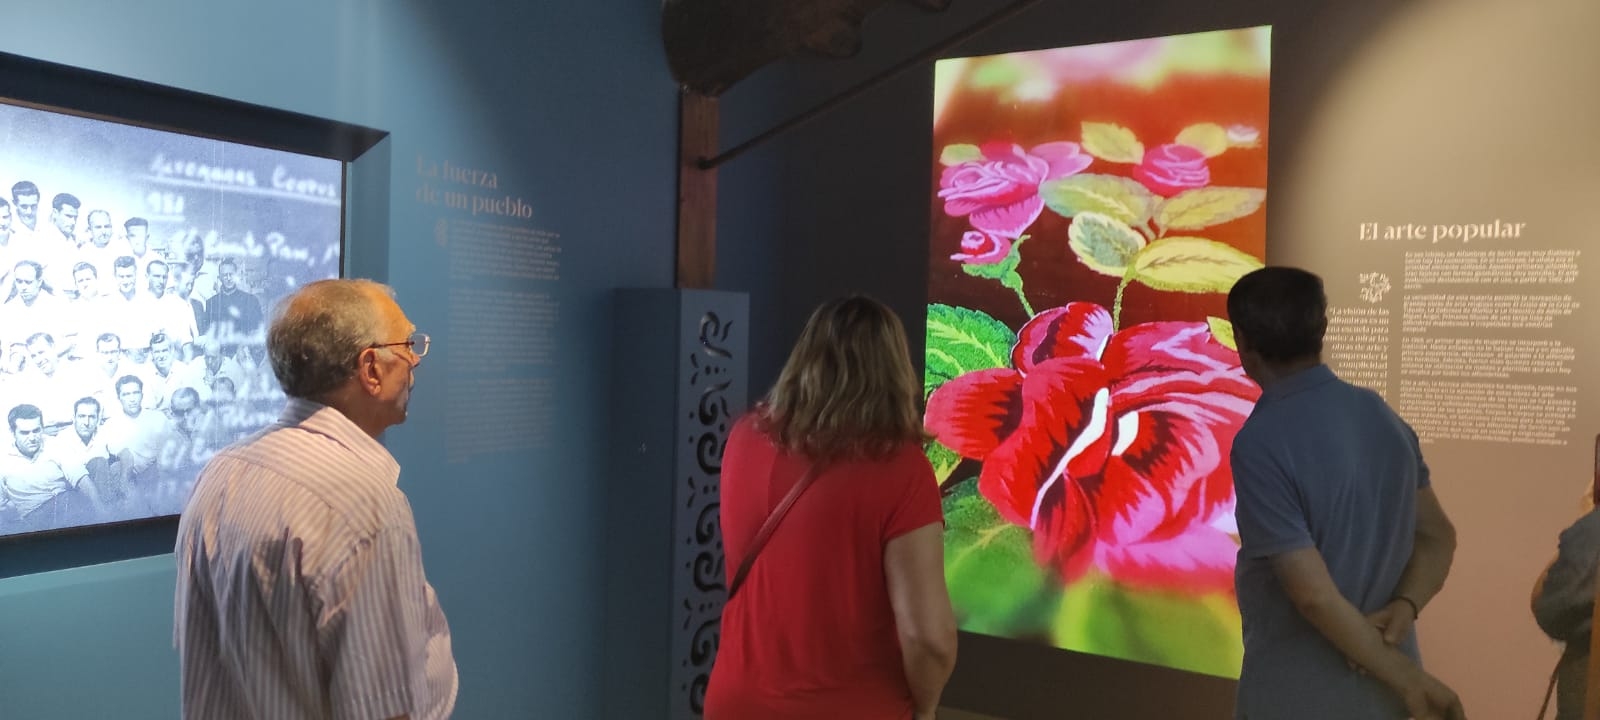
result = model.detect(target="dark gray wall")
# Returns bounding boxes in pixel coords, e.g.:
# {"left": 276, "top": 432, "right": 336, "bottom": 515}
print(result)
{"left": 713, "top": 1, "right": 1407, "bottom": 717}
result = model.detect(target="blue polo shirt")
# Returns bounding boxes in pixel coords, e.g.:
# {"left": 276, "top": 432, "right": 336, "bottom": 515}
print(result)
{"left": 1231, "top": 364, "right": 1427, "bottom": 720}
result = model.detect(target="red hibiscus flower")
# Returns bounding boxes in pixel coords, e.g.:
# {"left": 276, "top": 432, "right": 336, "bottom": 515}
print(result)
{"left": 939, "top": 141, "right": 1093, "bottom": 238}
{"left": 926, "top": 303, "right": 1259, "bottom": 592}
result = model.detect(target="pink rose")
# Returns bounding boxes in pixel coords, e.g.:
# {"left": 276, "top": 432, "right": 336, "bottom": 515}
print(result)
{"left": 1133, "top": 143, "right": 1210, "bottom": 197}
{"left": 939, "top": 141, "right": 1092, "bottom": 238}
{"left": 951, "top": 230, "right": 1011, "bottom": 265}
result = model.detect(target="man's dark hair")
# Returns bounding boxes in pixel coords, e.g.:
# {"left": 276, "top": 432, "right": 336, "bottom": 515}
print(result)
{"left": 125, "top": 217, "right": 148, "bottom": 231}
{"left": 52, "top": 193, "right": 80, "bottom": 212}
{"left": 116, "top": 374, "right": 145, "bottom": 394}
{"left": 73, "top": 261, "right": 98, "bottom": 278}
{"left": 75, "top": 396, "right": 101, "bottom": 415}
{"left": 11, "top": 181, "right": 38, "bottom": 200}
{"left": 114, "top": 255, "right": 137, "bottom": 272}
{"left": 8, "top": 403, "right": 42, "bottom": 432}
{"left": 1226, "top": 266, "right": 1328, "bottom": 363}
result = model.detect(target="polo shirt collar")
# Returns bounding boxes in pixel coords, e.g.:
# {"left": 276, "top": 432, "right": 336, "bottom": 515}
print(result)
{"left": 1258, "top": 363, "right": 1337, "bottom": 405}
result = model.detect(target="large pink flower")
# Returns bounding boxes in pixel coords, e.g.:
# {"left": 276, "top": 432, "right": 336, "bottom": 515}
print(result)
{"left": 926, "top": 303, "right": 1259, "bottom": 592}
{"left": 939, "top": 141, "right": 1092, "bottom": 238}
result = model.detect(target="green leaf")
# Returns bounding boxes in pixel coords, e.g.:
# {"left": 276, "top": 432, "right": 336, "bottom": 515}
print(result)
{"left": 925, "top": 441, "right": 961, "bottom": 484}
{"left": 960, "top": 261, "right": 1006, "bottom": 281}
{"left": 944, "top": 480, "right": 1058, "bottom": 637}
{"left": 1068, "top": 211, "right": 1147, "bottom": 278}
{"left": 1207, "top": 316, "right": 1238, "bottom": 351}
{"left": 1174, "top": 123, "right": 1229, "bottom": 158}
{"left": 940, "top": 143, "right": 983, "bottom": 166}
{"left": 1040, "top": 174, "right": 1157, "bottom": 226}
{"left": 1154, "top": 187, "right": 1266, "bottom": 231}
{"left": 1129, "top": 236, "right": 1263, "bottom": 294}
{"left": 1080, "top": 122, "right": 1145, "bottom": 164}
{"left": 923, "top": 304, "right": 1014, "bottom": 398}
{"left": 1053, "top": 572, "right": 1243, "bottom": 678}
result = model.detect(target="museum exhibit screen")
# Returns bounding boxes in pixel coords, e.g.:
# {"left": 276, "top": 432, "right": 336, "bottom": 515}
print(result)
{"left": 923, "top": 26, "right": 1271, "bottom": 677}
{"left": 0, "top": 98, "right": 343, "bottom": 538}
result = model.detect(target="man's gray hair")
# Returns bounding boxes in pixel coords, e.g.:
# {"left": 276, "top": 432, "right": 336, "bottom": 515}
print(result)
{"left": 267, "top": 279, "right": 394, "bottom": 400}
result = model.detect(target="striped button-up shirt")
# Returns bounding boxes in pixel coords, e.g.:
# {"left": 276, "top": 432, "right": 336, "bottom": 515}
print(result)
{"left": 175, "top": 398, "right": 457, "bottom": 720}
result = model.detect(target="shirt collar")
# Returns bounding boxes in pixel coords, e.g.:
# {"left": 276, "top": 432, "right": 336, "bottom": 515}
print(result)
{"left": 277, "top": 398, "right": 401, "bottom": 484}
{"left": 1258, "top": 363, "right": 1338, "bottom": 405}
{"left": 2, "top": 442, "right": 43, "bottom": 463}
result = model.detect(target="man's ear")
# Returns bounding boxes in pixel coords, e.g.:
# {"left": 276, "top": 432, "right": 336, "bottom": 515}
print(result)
{"left": 356, "top": 349, "right": 383, "bottom": 397}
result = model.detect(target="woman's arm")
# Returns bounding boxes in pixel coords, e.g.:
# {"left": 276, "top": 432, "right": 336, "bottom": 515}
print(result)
{"left": 885, "top": 523, "right": 957, "bottom": 719}
{"left": 1532, "top": 511, "right": 1600, "bottom": 642}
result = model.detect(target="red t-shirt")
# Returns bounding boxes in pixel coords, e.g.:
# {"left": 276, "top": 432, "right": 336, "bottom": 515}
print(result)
{"left": 704, "top": 416, "right": 944, "bottom": 720}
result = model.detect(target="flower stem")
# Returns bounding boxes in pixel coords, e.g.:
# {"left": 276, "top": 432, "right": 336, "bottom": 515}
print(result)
{"left": 1112, "top": 272, "right": 1134, "bottom": 330}
{"left": 995, "top": 236, "right": 1033, "bottom": 317}
{"left": 1014, "top": 285, "right": 1035, "bottom": 317}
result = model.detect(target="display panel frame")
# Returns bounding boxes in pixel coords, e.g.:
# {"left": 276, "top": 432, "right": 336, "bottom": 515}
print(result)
{"left": 0, "top": 50, "right": 386, "bottom": 548}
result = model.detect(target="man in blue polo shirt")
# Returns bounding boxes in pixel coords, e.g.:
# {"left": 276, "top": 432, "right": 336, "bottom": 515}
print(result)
{"left": 1227, "top": 267, "right": 1465, "bottom": 720}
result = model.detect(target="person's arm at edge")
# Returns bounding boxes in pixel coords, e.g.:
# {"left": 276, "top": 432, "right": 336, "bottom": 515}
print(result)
{"left": 885, "top": 522, "right": 957, "bottom": 719}
{"left": 1273, "top": 548, "right": 1464, "bottom": 718}
{"left": 1391, "top": 487, "right": 1457, "bottom": 614}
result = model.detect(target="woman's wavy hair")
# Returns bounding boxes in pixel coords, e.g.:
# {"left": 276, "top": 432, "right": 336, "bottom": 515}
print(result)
{"left": 755, "top": 295, "right": 928, "bottom": 461}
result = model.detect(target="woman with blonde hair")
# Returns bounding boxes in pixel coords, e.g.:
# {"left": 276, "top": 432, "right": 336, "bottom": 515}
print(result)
{"left": 705, "top": 296, "right": 957, "bottom": 720}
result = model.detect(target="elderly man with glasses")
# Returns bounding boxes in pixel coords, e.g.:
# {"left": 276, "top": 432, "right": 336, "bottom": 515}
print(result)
{"left": 174, "top": 278, "right": 454, "bottom": 720}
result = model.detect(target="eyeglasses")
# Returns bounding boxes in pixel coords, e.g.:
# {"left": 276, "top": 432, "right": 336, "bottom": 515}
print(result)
{"left": 370, "top": 332, "right": 430, "bottom": 359}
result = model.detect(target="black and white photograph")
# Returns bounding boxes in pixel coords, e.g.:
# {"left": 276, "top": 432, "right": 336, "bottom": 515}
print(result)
{"left": 0, "top": 98, "right": 343, "bottom": 537}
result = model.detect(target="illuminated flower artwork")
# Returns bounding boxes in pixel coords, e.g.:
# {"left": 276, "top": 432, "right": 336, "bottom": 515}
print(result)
{"left": 924, "top": 25, "right": 1270, "bottom": 680}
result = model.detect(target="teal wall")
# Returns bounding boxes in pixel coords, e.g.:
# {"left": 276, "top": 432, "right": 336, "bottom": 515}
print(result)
{"left": 0, "top": 1, "right": 678, "bottom": 717}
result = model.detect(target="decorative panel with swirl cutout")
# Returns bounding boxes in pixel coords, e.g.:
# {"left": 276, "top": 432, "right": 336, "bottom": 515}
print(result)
{"left": 670, "top": 292, "right": 747, "bottom": 719}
